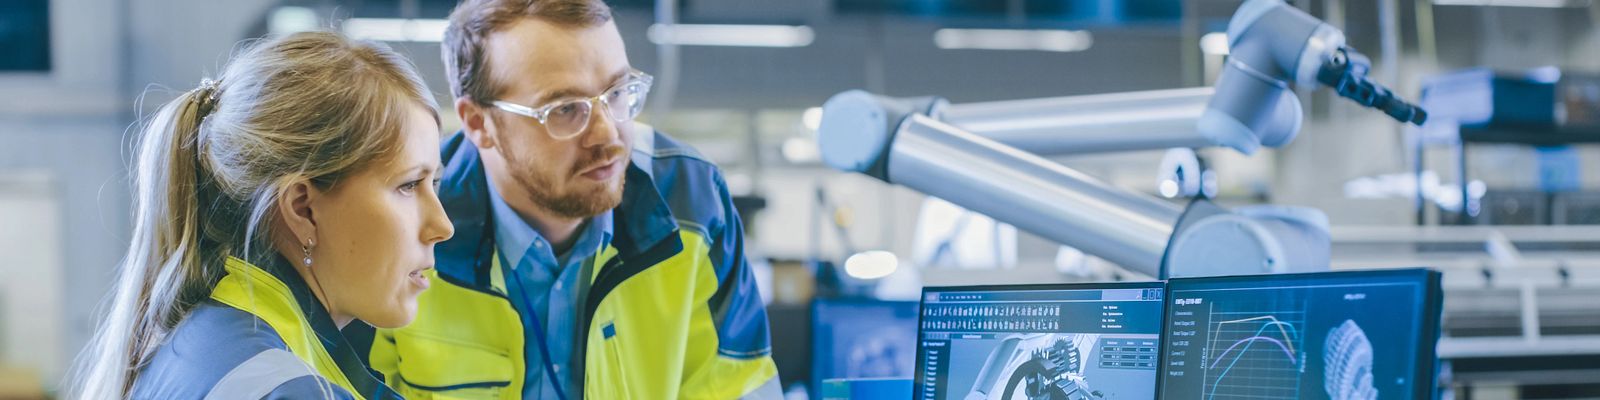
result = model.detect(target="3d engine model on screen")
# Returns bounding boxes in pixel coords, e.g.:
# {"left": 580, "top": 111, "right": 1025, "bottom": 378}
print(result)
{"left": 816, "top": 0, "right": 1428, "bottom": 279}
{"left": 1323, "top": 320, "right": 1377, "bottom": 400}
{"left": 964, "top": 334, "right": 1095, "bottom": 400}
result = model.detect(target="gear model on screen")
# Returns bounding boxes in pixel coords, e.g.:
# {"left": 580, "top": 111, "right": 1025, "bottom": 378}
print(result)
{"left": 967, "top": 334, "right": 1103, "bottom": 400}
{"left": 1323, "top": 320, "right": 1378, "bottom": 400}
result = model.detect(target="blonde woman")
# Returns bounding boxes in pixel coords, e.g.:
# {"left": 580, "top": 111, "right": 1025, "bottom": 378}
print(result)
{"left": 68, "top": 31, "right": 453, "bottom": 399}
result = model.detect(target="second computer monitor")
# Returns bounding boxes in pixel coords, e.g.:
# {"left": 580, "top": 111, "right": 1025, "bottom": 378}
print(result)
{"left": 915, "top": 282, "right": 1166, "bottom": 400}
{"left": 811, "top": 299, "right": 920, "bottom": 398}
{"left": 1158, "top": 268, "right": 1443, "bottom": 400}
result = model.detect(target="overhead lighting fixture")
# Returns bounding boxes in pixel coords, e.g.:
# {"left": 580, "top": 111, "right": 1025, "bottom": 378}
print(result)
{"left": 343, "top": 18, "right": 448, "bottom": 42}
{"left": 1200, "top": 32, "right": 1230, "bottom": 56}
{"left": 933, "top": 28, "right": 1093, "bottom": 52}
{"left": 646, "top": 24, "right": 815, "bottom": 48}
{"left": 1431, "top": 0, "right": 1589, "bottom": 7}
{"left": 269, "top": 7, "right": 319, "bottom": 36}
{"left": 844, "top": 250, "right": 899, "bottom": 280}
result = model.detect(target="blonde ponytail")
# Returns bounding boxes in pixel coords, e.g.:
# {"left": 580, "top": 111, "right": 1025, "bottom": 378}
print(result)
{"left": 66, "top": 31, "right": 438, "bottom": 399}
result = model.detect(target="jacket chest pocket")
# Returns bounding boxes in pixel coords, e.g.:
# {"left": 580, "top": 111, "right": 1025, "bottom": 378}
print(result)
{"left": 394, "top": 330, "right": 516, "bottom": 399}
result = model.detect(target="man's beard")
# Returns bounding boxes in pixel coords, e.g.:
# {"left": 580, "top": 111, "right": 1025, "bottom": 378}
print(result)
{"left": 503, "top": 143, "right": 627, "bottom": 219}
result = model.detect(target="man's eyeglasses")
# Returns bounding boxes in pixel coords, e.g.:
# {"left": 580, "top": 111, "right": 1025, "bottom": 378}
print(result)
{"left": 491, "top": 70, "right": 653, "bottom": 140}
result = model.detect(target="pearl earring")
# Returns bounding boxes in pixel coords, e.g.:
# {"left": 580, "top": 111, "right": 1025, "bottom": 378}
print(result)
{"left": 301, "top": 238, "right": 315, "bottom": 267}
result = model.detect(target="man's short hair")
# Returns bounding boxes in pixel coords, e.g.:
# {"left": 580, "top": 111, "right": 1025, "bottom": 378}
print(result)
{"left": 442, "top": 0, "right": 613, "bottom": 106}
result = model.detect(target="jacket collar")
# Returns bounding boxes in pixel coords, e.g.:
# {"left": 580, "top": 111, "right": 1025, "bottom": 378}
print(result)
{"left": 232, "top": 252, "right": 399, "bottom": 399}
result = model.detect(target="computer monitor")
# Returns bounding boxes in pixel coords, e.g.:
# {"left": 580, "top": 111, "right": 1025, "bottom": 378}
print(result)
{"left": 810, "top": 299, "right": 920, "bottom": 399}
{"left": 1158, "top": 268, "right": 1443, "bottom": 400}
{"left": 914, "top": 282, "right": 1166, "bottom": 400}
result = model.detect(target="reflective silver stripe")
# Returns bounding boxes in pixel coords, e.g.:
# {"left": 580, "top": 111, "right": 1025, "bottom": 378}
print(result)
{"left": 738, "top": 376, "right": 784, "bottom": 400}
{"left": 204, "top": 349, "right": 317, "bottom": 400}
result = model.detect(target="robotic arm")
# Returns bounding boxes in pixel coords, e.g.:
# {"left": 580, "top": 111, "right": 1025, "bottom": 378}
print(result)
{"left": 1205, "top": 0, "right": 1425, "bottom": 153}
{"left": 921, "top": 0, "right": 1425, "bottom": 157}
{"left": 817, "top": 0, "right": 1422, "bottom": 278}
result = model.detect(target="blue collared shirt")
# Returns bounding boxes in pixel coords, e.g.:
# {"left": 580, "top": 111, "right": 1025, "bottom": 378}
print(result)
{"left": 487, "top": 178, "right": 613, "bottom": 400}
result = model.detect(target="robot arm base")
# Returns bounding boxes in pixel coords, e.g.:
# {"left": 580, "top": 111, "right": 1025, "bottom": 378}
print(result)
{"left": 1164, "top": 200, "right": 1331, "bottom": 278}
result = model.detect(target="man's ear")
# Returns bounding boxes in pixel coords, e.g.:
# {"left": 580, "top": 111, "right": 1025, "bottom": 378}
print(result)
{"left": 457, "top": 97, "right": 496, "bottom": 150}
{"left": 276, "top": 179, "right": 321, "bottom": 249}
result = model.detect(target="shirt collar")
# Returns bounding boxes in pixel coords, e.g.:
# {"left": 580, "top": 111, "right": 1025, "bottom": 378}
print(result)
{"left": 433, "top": 127, "right": 680, "bottom": 285}
{"left": 485, "top": 176, "right": 614, "bottom": 271}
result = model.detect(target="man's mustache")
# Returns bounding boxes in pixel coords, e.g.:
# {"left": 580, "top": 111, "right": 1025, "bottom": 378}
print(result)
{"left": 574, "top": 144, "right": 627, "bottom": 174}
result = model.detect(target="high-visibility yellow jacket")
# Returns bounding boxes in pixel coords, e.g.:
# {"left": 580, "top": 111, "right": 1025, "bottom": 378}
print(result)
{"left": 343, "top": 127, "right": 780, "bottom": 399}
{"left": 133, "top": 256, "right": 401, "bottom": 399}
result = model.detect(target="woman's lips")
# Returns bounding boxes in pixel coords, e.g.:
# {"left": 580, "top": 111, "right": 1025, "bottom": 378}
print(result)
{"left": 409, "top": 267, "right": 431, "bottom": 290}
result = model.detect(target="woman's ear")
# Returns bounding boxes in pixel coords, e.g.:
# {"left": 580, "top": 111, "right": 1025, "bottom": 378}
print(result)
{"left": 276, "top": 178, "right": 321, "bottom": 248}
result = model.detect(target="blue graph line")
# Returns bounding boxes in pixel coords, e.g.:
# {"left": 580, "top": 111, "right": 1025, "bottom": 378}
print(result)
{"left": 1211, "top": 317, "right": 1300, "bottom": 354}
{"left": 1208, "top": 336, "right": 1294, "bottom": 369}
{"left": 1206, "top": 319, "right": 1298, "bottom": 369}
{"left": 1206, "top": 320, "right": 1301, "bottom": 400}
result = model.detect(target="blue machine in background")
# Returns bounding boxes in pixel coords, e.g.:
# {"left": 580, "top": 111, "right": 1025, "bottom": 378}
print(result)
{"left": 810, "top": 299, "right": 921, "bottom": 400}
{"left": 1418, "top": 68, "right": 1600, "bottom": 225}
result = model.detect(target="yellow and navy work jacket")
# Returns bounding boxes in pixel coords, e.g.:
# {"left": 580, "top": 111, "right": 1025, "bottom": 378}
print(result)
{"left": 131, "top": 256, "right": 401, "bottom": 399}
{"left": 342, "top": 127, "right": 781, "bottom": 399}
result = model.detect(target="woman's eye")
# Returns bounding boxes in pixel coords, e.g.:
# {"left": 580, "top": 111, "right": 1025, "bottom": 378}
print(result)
{"left": 399, "top": 180, "right": 422, "bottom": 195}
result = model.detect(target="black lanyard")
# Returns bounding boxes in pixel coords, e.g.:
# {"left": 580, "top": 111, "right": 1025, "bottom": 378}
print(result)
{"left": 504, "top": 252, "right": 572, "bottom": 400}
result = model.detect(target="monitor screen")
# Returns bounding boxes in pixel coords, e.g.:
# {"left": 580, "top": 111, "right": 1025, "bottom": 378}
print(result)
{"left": 1158, "top": 269, "right": 1443, "bottom": 400}
{"left": 915, "top": 282, "right": 1166, "bottom": 400}
{"left": 811, "top": 299, "right": 920, "bottom": 398}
